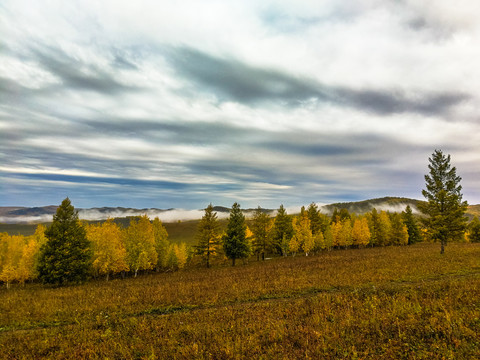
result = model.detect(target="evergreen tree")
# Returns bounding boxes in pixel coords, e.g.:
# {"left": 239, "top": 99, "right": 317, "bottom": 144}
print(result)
{"left": 307, "top": 203, "right": 322, "bottom": 235}
{"left": 251, "top": 206, "right": 272, "bottom": 261}
{"left": 468, "top": 217, "right": 480, "bottom": 243}
{"left": 418, "top": 150, "right": 468, "bottom": 254}
{"left": 223, "top": 202, "right": 250, "bottom": 266}
{"left": 402, "top": 205, "right": 421, "bottom": 244}
{"left": 339, "top": 208, "right": 351, "bottom": 222}
{"left": 331, "top": 208, "right": 339, "bottom": 223}
{"left": 389, "top": 213, "right": 409, "bottom": 246}
{"left": 194, "top": 204, "right": 221, "bottom": 268}
{"left": 367, "top": 208, "right": 380, "bottom": 247}
{"left": 271, "top": 205, "right": 293, "bottom": 256}
{"left": 37, "top": 198, "right": 92, "bottom": 285}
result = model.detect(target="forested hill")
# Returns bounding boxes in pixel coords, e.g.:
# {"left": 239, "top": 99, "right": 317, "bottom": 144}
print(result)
{"left": 321, "top": 197, "right": 423, "bottom": 215}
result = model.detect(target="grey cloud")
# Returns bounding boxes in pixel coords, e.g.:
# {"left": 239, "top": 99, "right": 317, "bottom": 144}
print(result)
{"left": 28, "top": 44, "right": 139, "bottom": 95}
{"left": 336, "top": 89, "right": 469, "bottom": 116}
{"left": 167, "top": 47, "right": 469, "bottom": 117}
{"left": 168, "top": 47, "right": 325, "bottom": 105}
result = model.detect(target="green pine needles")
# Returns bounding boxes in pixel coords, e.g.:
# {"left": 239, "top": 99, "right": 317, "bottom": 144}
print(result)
{"left": 223, "top": 203, "right": 250, "bottom": 266}
{"left": 37, "top": 198, "right": 92, "bottom": 284}
{"left": 418, "top": 150, "right": 468, "bottom": 254}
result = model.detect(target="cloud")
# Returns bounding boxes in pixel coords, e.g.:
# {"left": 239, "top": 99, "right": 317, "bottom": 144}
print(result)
{"left": 167, "top": 46, "right": 469, "bottom": 116}
{"left": 1, "top": 0, "right": 480, "bottom": 210}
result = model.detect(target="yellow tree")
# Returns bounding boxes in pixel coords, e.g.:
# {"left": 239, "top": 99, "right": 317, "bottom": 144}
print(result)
{"left": 86, "top": 219, "right": 129, "bottom": 280}
{"left": 152, "top": 217, "right": 169, "bottom": 270}
{"left": 17, "top": 236, "right": 40, "bottom": 284}
{"left": 173, "top": 243, "right": 188, "bottom": 269}
{"left": 123, "top": 215, "right": 157, "bottom": 277}
{"left": 313, "top": 231, "right": 325, "bottom": 252}
{"left": 323, "top": 224, "right": 333, "bottom": 250}
{"left": 376, "top": 211, "right": 392, "bottom": 246}
{"left": 292, "top": 209, "right": 314, "bottom": 256}
{"left": 331, "top": 220, "right": 342, "bottom": 248}
{"left": 288, "top": 234, "right": 300, "bottom": 256}
{"left": 332, "top": 218, "right": 352, "bottom": 249}
{"left": 0, "top": 235, "right": 25, "bottom": 288}
{"left": 352, "top": 217, "right": 371, "bottom": 248}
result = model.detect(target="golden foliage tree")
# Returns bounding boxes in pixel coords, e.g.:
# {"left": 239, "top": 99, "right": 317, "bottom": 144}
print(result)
{"left": 152, "top": 217, "right": 170, "bottom": 270}
{"left": 292, "top": 208, "right": 314, "bottom": 256}
{"left": 86, "top": 219, "right": 129, "bottom": 280}
{"left": 352, "top": 217, "right": 370, "bottom": 247}
{"left": 123, "top": 215, "right": 157, "bottom": 277}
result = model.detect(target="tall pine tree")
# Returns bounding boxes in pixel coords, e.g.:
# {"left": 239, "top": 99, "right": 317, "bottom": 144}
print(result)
{"left": 402, "top": 205, "right": 421, "bottom": 245}
{"left": 271, "top": 205, "right": 293, "bottom": 256}
{"left": 418, "top": 150, "right": 468, "bottom": 254}
{"left": 37, "top": 198, "right": 92, "bottom": 285}
{"left": 194, "top": 204, "right": 221, "bottom": 268}
{"left": 251, "top": 206, "right": 272, "bottom": 261}
{"left": 223, "top": 202, "right": 250, "bottom": 266}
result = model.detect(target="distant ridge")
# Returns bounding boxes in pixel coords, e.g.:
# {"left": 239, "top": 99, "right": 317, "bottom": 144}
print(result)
{"left": 321, "top": 197, "right": 422, "bottom": 215}
{"left": 1, "top": 197, "right": 478, "bottom": 224}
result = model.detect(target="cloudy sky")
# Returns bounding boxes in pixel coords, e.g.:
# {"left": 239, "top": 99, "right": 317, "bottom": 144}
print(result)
{"left": 1, "top": 1, "right": 479, "bottom": 210}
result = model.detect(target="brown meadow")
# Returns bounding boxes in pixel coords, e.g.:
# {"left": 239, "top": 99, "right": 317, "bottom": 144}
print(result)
{"left": 1, "top": 242, "right": 479, "bottom": 359}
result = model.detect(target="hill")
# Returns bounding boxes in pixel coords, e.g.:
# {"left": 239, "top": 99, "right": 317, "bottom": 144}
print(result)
{"left": 1, "top": 197, "right": 479, "bottom": 240}
{"left": 321, "top": 196, "right": 422, "bottom": 215}
{"left": 1, "top": 243, "right": 479, "bottom": 358}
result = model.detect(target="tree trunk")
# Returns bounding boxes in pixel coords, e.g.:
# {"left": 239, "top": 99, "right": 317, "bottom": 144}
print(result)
{"left": 232, "top": 257, "right": 236, "bottom": 266}
{"left": 440, "top": 240, "right": 445, "bottom": 254}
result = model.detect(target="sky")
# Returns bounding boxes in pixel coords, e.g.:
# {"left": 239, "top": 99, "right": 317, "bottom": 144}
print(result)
{"left": 1, "top": 0, "right": 480, "bottom": 210}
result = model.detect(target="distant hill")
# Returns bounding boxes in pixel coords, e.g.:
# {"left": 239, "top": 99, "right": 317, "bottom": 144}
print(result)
{"left": 321, "top": 197, "right": 422, "bottom": 215}
{"left": 1, "top": 197, "right": 478, "bottom": 239}
{"left": 468, "top": 204, "right": 480, "bottom": 218}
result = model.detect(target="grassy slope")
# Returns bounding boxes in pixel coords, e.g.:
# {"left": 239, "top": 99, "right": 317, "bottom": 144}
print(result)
{"left": 1, "top": 242, "right": 479, "bottom": 359}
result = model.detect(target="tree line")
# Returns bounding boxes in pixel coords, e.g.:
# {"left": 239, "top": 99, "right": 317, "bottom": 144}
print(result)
{"left": 195, "top": 201, "right": 479, "bottom": 267}
{"left": 0, "top": 198, "right": 188, "bottom": 287}
{"left": 1, "top": 150, "right": 478, "bottom": 287}
{"left": 1, "top": 199, "right": 479, "bottom": 287}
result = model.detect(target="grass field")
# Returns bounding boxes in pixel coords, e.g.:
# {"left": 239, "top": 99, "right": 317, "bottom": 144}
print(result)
{"left": 1, "top": 242, "right": 479, "bottom": 359}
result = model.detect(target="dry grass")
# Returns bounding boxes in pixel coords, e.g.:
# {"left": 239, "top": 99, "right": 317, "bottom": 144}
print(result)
{"left": 1, "top": 242, "right": 479, "bottom": 359}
